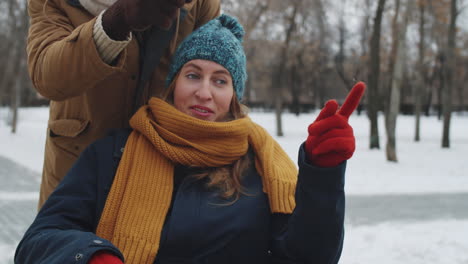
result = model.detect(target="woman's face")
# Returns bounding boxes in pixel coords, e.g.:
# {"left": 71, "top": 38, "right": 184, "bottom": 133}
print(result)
{"left": 173, "top": 59, "right": 234, "bottom": 122}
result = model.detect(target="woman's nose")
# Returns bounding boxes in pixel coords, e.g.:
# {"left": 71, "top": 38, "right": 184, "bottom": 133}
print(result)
{"left": 195, "top": 79, "right": 212, "bottom": 100}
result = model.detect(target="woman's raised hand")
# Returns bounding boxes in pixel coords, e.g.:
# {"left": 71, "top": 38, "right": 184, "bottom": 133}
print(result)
{"left": 305, "top": 82, "right": 366, "bottom": 167}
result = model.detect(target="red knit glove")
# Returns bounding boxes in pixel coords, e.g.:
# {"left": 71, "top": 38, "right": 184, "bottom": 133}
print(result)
{"left": 88, "top": 251, "right": 123, "bottom": 264}
{"left": 305, "top": 82, "right": 366, "bottom": 167}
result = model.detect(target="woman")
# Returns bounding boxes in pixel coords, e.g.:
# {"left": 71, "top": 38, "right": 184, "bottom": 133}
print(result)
{"left": 15, "top": 15, "right": 365, "bottom": 264}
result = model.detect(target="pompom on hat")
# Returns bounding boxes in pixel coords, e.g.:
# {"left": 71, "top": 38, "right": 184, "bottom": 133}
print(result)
{"left": 166, "top": 14, "right": 247, "bottom": 100}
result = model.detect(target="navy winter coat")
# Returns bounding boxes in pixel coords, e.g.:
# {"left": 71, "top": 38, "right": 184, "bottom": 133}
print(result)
{"left": 15, "top": 129, "right": 346, "bottom": 264}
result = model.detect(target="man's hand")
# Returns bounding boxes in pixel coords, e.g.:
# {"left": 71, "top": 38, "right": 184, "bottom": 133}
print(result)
{"left": 102, "top": 0, "right": 188, "bottom": 40}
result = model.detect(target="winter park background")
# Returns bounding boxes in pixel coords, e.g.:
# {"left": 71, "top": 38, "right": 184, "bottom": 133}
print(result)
{"left": 0, "top": 107, "right": 467, "bottom": 264}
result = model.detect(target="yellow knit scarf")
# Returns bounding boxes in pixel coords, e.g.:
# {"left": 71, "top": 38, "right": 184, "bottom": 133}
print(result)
{"left": 96, "top": 97, "right": 297, "bottom": 264}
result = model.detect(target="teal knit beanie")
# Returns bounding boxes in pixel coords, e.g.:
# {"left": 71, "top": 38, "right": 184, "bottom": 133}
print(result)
{"left": 166, "top": 14, "right": 247, "bottom": 100}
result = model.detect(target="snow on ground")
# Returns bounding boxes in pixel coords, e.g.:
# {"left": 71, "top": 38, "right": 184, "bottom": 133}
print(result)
{"left": 1, "top": 107, "right": 468, "bottom": 264}
{"left": 0, "top": 107, "right": 48, "bottom": 174}
{"left": 0, "top": 246, "right": 14, "bottom": 264}
{"left": 1, "top": 107, "right": 468, "bottom": 195}
{"left": 341, "top": 219, "right": 468, "bottom": 264}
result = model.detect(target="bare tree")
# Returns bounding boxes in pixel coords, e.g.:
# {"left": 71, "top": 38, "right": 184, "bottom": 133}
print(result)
{"left": 441, "top": 0, "right": 458, "bottom": 148}
{"left": 0, "top": 0, "right": 18, "bottom": 98}
{"left": 311, "top": 0, "right": 329, "bottom": 109}
{"left": 1, "top": 0, "right": 29, "bottom": 133}
{"left": 455, "top": 58, "right": 467, "bottom": 111}
{"left": 241, "top": 0, "right": 272, "bottom": 42}
{"left": 385, "top": 0, "right": 412, "bottom": 162}
{"left": 334, "top": 3, "right": 354, "bottom": 90}
{"left": 414, "top": 0, "right": 427, "bottom": 142}
{"left": 273, "top": 0, "right": 299, "bottom": 136}
{"left": 243, "top": 0, "right": 272, "bottom": 104}
{"left": 386, "top": 0, "right": 402, "bottom": 111}
{"left": 385, "top": 0, "right": 402, "bottom": 161}
{"left": 359, "top": 0, "right": 372, "bottom": 59}
{"left": 367, "top": 0, "right": 387, "bottom": 149}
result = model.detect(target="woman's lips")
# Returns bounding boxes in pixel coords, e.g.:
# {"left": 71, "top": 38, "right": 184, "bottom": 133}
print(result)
{"left": 190, "top": 105, "right": 214, "bottom": 118}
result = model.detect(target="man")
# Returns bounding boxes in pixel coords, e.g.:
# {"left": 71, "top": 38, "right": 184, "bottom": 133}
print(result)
{"left": 27, "top": 0, "right": 220, "bottom": 207}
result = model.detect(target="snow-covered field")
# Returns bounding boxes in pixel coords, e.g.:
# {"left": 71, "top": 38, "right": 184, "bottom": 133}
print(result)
{"left": 1, "top": 107, "right": 467, "bottom": 263}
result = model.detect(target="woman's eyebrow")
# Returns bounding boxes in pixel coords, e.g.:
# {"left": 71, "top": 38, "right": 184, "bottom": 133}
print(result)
{"left": 214, "top": 69, "right": 230, "bottom": 75}
{"left": 184, "top": 63, "right": 202, "bottom": 70}
{"left": 185, "top": 63, "right": 230, "bottom": 76}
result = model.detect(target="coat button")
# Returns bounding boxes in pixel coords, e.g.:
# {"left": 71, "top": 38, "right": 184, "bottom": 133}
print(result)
{"left": 93, "top": 239, "right": 103, "bottom": 244}
{"left": 75, "top": 253, "right": 83, "bottom": 261}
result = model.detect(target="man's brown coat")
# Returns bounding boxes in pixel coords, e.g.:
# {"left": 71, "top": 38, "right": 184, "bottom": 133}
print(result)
{"left": 27, "top": 0, "right": 220, "bottom": 207}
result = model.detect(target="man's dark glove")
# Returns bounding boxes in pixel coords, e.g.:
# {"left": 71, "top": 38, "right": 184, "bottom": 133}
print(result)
{"left": 102, "top": 0, "right": 191, "bottom": 40}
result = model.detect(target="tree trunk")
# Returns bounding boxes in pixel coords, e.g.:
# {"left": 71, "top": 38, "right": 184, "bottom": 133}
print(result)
{"left": 334, "top": 8, "right": 352, "bottom": 90}
{"left": 385, "top": 0, "right": 401, "bottom": 115}
{"left": 242, "top": 0, "right": 271, "bottom": 104}
{"left": 291, "top": 63, "right": 300, "bottom": 115}
{"left": 456, "top": 73, "right": 465, "bottom": 112}
{"left": 385, "top": 0, "right": 401, "bottom": 162}
{"left": 460, "top": 73, "right": 467, "bottom": 112}
{"left": 437, "top": 56, "right": 443, "bottom": 121}
{"left": 314, "top": 76, "right": 322, "bottom": 110}
{"left": 360, "top": 0, "right": 372, "bottom": 57}
{"left": 0, "top": 0, "right": 17, "bottom": 101}
{"left": 356, "top": 0, "right": 372, "bottom": 116}
{"left": 274, "top": 99, "right": 283, "bottom": 136}
{"left": 11, "top": 50, "right": 28, "bottom": 134}
{"left": 367, "top": 0, "right": 386, "bottom": 149}
{"left": 7, "top": 40, "right": 23, "bottom": 133}
{"left": 386, "top": 0, "right": 412, "bottom": 162}
{"left": 9, "top": 0, "right": 29, "bottom": 133}
{"left": 243, "top": 0, "right": 271, "bottom": 42}
{"left": 442, "top": 0, "right": 457, "bottom": 148}
{"left": 273, "top": 2, "right": 298, "bottom": 137}
{"left": 11, "top": 69, "right": 21, "bottom": 134}
{"left": 311, "top": 0, "right": 328, "bottom": 110}
{"left": 244, "top": 45, "right": 256, "bottom": 104}
{"left": 414, "top": 0, "right": 426, "bottom": 142}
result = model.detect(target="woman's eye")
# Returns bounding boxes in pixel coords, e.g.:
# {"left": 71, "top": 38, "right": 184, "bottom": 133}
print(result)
{"left": 215, "top": 79, "right": 227, "bottom": 85}
{"left": 186, "top": 73, "right": 199, "bottom": 79}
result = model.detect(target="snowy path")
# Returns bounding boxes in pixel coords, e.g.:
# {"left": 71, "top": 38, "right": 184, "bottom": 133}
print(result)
{"left": 347, "top": 192, "right": 468, "bottom": 225}
{"left": 0, "top": 156, "right": 39, "bottom": 264}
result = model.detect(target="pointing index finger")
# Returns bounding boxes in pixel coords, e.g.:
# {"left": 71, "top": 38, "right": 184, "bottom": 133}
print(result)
{"left": 338, "top": 81, "right": 366, "bottom": 118}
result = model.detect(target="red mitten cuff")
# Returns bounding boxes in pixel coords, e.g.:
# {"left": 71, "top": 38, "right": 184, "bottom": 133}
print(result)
{"left": 306, "top": 135, "right": 355, "bottom": 167}
{"left": 88, "top": 251, "right": 123, "bottom": 264}
{"left": 305, "top": 114, "right": 355, "bottom": 167}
